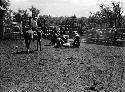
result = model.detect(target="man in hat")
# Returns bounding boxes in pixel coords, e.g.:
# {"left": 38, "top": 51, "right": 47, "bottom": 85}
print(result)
{"left": 31, "top": 17, "right": 38, "bottom": 41}
{"left": 73, "top": 32, "right": 80, "bottom": 48}
{"left": 31, "top": 17, "right": 38, "bottom": 32}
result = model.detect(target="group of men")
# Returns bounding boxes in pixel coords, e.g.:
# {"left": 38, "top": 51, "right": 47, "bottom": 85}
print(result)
{"left": 25, "top": 16, "right": 80, "bottom": 48}
{"left": 49, "top": 27, "right": 80, "bottom": 48}
{"left": 23, "top": 17, "right": 42, "bottom": 52}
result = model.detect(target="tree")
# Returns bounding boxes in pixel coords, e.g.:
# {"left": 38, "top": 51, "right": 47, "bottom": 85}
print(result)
{"left": 0, "top": 0, "right": 10, "bottom": 38}
{"left": 88, "top": 2, "right": 123, "bottom": 45}
{"left": 99, "top": 2, "right": 123, "bottom": 28}
{"left": 1, "top": 0, "right": 10, "bottom": 26}
{"left": 112, "top": 2, "right": 123, "bottom": 28}
{"left": 13, "top": 13, "right": 22, "bottom": 23}
{"left": 88, "top": 12, "right": 102, "bottom": 28}
{"left": 21, "top": 9, "right": 29, "bottom": 27}
{"left": 4, "top": 9, "right": 13, "bottom": 26}
{"left": 29, "top": 5, "right": 40, "bottom": 18}
{"left": 88, "top": 1, "right": 123, "bottom": 28}
{"left": 13, "top": 9, "right": 29, "bottom": 24}
{"left": 0, "top": 0, "right": 10, "bottom": 9}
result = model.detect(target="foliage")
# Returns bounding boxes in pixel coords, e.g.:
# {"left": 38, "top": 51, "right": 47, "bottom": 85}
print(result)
{"left": 88, "top": 1, "right": 123, "bottom": 28}
{"left": 4, "top": 1, "right": 125, "bottom": 36}
{"left": 1, "top": 0, "right": 10, "bottom": 26}
{"left": 0, "top": 0, "right": 10, "bottom": 9}
{"left": 12, "top": 5, "right": 41, "bottom": 27}
{"left": 28, "top": 5, "right": 40, "bottom": 18}
{"left": 4, "top": 9, "right": 13, "bottom": 27}
{"left": 13, "top": 9, "right": 29, "bottom": 27}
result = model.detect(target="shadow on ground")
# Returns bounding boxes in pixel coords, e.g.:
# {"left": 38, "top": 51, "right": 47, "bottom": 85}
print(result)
{"left": 11, "top": 50, "right": 36, "bottom": 54}
{"left": 44, "top": 44, "right": 52, "bottom": 46}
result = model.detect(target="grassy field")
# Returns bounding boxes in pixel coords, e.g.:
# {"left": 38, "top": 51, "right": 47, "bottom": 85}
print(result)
{"left": 0, "top": 39, "right": 125, "bottom": 92}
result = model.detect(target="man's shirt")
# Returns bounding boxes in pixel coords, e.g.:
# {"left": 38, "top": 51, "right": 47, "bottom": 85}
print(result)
{"left": 31, "top": 20, "right": 37, "bottom": 27}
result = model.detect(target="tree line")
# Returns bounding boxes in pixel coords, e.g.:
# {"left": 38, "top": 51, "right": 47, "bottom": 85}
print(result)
{"left": 3, "top": 0, "right": 125, "bottom": 34}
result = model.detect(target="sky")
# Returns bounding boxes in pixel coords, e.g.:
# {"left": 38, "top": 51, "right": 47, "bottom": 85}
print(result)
{"left": 9, "top": 0, "right": 124, "bottom": 17}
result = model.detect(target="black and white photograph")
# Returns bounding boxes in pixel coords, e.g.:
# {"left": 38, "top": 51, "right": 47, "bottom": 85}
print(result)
{"left": 1, "top": 0, "right": 125, "bottom": 91}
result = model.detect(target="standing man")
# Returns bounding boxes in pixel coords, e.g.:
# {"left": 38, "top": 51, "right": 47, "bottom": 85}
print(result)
{"left": 31, "top": 17, "right": 38, "bottom": 40}
{"left": 112, "top": 25, "right": 117, "bottom": 46}
{"left": 31, "top": 17, "right": 42, "bottom": 50}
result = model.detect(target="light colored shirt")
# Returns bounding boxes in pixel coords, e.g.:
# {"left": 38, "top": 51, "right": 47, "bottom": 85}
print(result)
{"left": 31, "top": 19, "right": 37, "bottom": 27}
{"left": 26, "top": 29, "right": 34, "bottom": 39}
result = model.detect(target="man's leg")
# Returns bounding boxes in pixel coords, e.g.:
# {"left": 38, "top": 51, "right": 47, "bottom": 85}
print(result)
{"left": 25, "top": 39, "right": 29, "bottom": 53}
{"left": 37, "top": 40, "right": 39, "bottom": 51}
{"left": 39, "top": 39, "right": 42, "bottom": 51}
{"left": 37, "top": 39, "right": 41, "bottom": 51}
